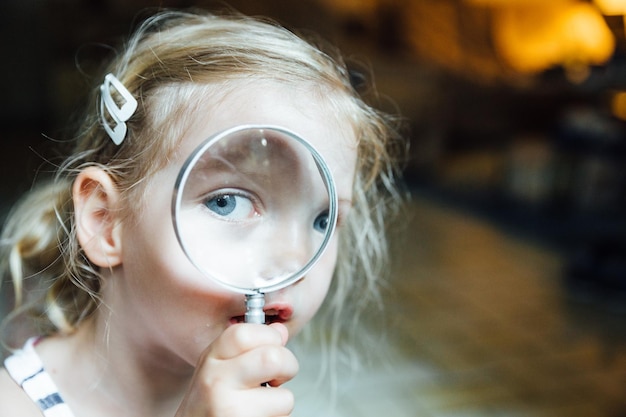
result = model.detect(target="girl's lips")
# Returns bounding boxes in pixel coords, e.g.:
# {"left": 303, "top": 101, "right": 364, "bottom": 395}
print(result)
{"left": 229, "top": 302, "right": 293, "bottom": 324}
{"left": 264, "top": 302, "right": 293, "bottom": 323}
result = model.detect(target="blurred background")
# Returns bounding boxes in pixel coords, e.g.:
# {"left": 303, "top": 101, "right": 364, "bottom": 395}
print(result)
{"left": 1, "top": 0, "right": 626, "bottom": 416}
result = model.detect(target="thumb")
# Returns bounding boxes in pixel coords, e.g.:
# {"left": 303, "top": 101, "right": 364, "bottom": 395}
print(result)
{"left": 269, "top": 322, "right": 289, "bottom": 346}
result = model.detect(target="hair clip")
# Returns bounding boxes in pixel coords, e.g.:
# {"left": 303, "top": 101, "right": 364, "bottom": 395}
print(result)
{"left": 100, "top": 73, "right": 138, "bottom": 145}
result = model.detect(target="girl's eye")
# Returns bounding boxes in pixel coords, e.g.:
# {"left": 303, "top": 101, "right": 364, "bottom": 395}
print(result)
{"left": 204, "top": 194, "right": 255, "bottom": 220}
{"left": 313, "top": 210, "right": 329, "bottom": 233}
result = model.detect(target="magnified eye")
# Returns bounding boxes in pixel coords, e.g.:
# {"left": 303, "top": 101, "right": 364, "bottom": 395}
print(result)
{"left": 204, "top": 193, "right": 256, "bottom": 220}
{"left": 313, "top": 210, "right": 329, "bottom": 233}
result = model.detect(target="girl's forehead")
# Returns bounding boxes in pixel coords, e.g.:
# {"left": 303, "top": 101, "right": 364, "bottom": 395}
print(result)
{"left": 144, "top": 81, "right": 357, "bottom": 217}
{"left": 175, "top": 81, "right": 358, "bottom": 174}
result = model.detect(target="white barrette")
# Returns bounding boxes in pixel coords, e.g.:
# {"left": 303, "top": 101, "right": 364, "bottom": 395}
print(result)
{"left": 100, "top": 73, "right": 138, "bottom": 145}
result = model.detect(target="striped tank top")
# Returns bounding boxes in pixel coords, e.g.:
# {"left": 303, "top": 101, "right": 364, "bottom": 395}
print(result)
{"left": 4, "top": 338, "right": 75, "bottom": 417}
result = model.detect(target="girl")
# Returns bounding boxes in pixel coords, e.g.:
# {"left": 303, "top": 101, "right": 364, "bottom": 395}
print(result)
{"left": 0, "top": 9, "right": 403, "bottom": 417}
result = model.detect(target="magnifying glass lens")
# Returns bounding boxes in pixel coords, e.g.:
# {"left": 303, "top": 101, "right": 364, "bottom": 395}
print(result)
{"left": 173, "top": 126, "right": 337, "bottom": 295}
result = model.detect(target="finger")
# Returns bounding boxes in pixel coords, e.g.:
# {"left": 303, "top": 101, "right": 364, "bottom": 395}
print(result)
{"left": 195, "top": 384, "right": 295, "bottom": 417}
{"left": 268, "top": 322, "right": 289, "bottom": 346}
{"left": 239, "top": 386, "right": 295, "bottom": 417}
{"left": 210, "top": 324, "right": 284, "bottom": 360}
{"left": 232, "top": 344, "right": 299, "bottom": 388}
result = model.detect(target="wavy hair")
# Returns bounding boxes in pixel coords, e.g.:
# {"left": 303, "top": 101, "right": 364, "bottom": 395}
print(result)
{"left": 0, "top": 10, "right": 405, "bottom": 360}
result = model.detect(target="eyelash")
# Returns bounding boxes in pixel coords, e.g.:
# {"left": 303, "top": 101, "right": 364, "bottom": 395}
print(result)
{"left": 201, "top": 190, "right": 260, "bottom": 216}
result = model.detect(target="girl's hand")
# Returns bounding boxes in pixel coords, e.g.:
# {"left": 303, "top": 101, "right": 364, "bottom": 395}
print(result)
{"left": 175, "top": 322, "right": 298, "bottom": 417}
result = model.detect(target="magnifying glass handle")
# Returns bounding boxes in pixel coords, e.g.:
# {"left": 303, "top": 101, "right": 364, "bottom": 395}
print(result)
{"left": 245, "top": 293, "right": 266, "bottom": 324}
{"left": 245, "top": 293, "right": 271, "bottom": 388}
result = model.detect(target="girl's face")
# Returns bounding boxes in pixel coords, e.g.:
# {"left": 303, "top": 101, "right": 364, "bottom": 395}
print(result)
{"left": 111, "top": 81, "right": 357, "bottom": 367}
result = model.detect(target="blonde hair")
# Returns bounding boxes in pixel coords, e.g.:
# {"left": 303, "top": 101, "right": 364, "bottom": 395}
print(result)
{"left": 0, "top": 10, "right": 404, "bottom": 356}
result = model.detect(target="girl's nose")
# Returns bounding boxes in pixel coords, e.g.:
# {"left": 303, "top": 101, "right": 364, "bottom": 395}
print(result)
{"left": 258, "top": 221, "right": 315, "bottom": 281}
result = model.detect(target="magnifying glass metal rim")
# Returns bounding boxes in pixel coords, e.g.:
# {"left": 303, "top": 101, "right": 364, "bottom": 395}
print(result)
{"left": 172, "top": 124, "right": 339, "bottom": 295}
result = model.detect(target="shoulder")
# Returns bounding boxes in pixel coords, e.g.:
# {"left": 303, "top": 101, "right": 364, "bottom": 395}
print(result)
{"left": 0, "top": 367, "right": 42, "bottom": 416}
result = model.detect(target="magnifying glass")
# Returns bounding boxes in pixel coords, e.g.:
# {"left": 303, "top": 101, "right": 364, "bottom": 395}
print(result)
{"left": 172, "top": 125, "right": 338, "bottom": 324}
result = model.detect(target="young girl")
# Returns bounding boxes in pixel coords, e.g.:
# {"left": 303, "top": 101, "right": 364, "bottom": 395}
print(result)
{"left": 0, "top": 9, "right": 403, "bottom": 417}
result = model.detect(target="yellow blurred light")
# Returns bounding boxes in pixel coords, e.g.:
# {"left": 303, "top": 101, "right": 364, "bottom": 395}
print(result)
{"left": 611, "top": 91, "right": 626, "bottom": 120}
{"left": 494, "top": 4, "right": 564, "bottom": 73}
{"left": 594, "top": 0, "right": 626, "bottom": 15}
{"left": 467, "top": 0, "right": 571, "bottom": 6}
{"left": 493, "top": 2, "right": 614, "bottom": 77}
{"left": 561, "top": 3, "right": 615, "bottom": 62}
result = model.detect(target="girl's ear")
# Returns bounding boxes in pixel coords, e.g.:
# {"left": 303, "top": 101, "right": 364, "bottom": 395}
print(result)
{"left": 73, "top": 166, "right": 123, "bottom": 268}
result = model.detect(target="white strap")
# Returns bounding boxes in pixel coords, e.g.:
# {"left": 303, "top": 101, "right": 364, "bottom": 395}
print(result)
{"left": 4, "top": 338, "right": 76, "bottom": 417}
